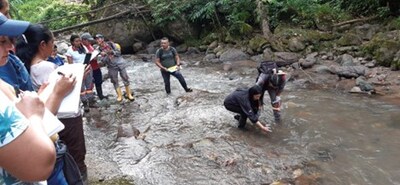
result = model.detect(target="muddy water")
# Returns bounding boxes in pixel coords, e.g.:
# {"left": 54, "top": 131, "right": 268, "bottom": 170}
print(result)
{"left": 85, "top": 57, "right": 400, "bottom": 185}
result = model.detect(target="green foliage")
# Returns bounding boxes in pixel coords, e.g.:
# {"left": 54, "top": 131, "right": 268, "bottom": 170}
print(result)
{"left": 387, "top": 17, "right": 400, "bottom": 30}
{"left": 327, "top": 0, "right": 384, "bottom": 16}
{"left": 145, "top": 0, "right": 255, "bottom": 38}
{"left": 41, "top": 2, "right": 88, "bottom": 30}
{"left": 267, "top": 0, "right": 347, "bottom": 29}
{"left": 11, "top": 0, "right": 89, "bottom": 30}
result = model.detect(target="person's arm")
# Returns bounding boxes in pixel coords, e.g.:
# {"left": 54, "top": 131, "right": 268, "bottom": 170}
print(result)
{"left": 155, "top": 50, "right": 167, "bottom": 71}
{"left": 0, "top": 91, "right": 56, "bottom": 181}
{"left": 256, "top": 74, "right": 268, "bottom": 105}
{"left": 173, "top": 48, "right": 181, "bottom": 66}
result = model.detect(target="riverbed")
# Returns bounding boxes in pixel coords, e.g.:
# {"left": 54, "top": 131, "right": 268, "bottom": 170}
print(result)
{"left": 84, "top": 56, "right": 400, "bottom": 185}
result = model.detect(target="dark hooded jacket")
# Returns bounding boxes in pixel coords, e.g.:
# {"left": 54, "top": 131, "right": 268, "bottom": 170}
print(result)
{"left": 224, "top": 85, "right": 262, "bottom": 123}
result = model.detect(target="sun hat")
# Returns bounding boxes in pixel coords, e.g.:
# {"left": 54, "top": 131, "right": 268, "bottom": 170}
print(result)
{"left": 0, "top": 13, "right": 30, "bottom": 37}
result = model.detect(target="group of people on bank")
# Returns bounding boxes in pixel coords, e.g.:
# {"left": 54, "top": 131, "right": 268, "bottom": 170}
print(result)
{"left": 0, "top": 0, "right": 193, "bottom": 183}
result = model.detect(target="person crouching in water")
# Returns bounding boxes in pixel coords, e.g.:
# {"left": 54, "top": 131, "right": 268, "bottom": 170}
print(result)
{"left": 95, "top": 34, "right": 134, "bottom": 102}
{"left": 224, "top": 85, "right": 271, "bottom": 132}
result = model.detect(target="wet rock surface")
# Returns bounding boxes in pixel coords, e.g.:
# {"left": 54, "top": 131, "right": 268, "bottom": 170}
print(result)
{"left": 84, "top": 54, "right": 400, "bottom": 185}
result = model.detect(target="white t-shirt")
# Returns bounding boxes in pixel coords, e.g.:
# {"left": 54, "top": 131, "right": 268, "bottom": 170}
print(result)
{"left": 30, "top": 61, "right": 57, "bottom": 91}
{"left": 65, "top": 46, "right": 88, "bottom": 64}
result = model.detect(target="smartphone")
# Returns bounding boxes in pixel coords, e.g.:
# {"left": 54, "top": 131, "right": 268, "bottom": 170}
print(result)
{"left": 83, "top": 53, "right": 92, "bottom": 65}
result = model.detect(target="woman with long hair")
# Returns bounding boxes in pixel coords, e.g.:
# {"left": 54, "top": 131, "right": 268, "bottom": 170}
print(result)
{"left": 16, "top": 24, "right": 87, "bottom": 185}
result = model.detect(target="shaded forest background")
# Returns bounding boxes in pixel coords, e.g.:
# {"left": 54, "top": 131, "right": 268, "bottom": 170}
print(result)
{"left": 8, "top": 0, "right": 400, "bottom": 69}
{"left": 10, "top": 0, "right": 400, "bottom": 33}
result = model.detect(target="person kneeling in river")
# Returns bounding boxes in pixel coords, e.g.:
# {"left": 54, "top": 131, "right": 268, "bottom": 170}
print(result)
{"left": 224, "top": 85, "right": 271, "bottom": 132}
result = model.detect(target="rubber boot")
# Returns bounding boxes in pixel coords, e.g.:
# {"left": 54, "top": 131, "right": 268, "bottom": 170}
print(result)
{"left": 125, "top": 86, "right": 135, "bottom": 101}
{"left": 116, "top": 87, "right": 123, "bottom": 102}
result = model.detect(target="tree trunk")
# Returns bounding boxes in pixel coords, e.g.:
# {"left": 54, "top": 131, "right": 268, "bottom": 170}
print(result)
{"left": 256, "top": 0, "right": 273, "bottom": 40}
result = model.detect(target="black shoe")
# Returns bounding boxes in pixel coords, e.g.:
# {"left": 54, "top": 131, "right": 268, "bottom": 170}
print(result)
{"left": 185, "top": 88, "right": 193, "bottom": 92}
{"left": 234, "top": 115, "right": 240, "bottom": 121}
{"left": 99, "top": 95, "right": 109, "bottom": 100}
{"left": 238, "top": 125, "right": 247, "bottom": 130}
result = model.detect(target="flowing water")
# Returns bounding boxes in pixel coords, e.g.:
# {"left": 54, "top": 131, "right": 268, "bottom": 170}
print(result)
{"left": 85, "top": 56, "right": 400, "bottom": 185}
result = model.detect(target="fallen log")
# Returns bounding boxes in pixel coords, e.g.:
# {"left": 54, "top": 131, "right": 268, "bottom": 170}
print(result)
{"left": 333, "top": 16, "right": 378, "bottom": 27}
{"left": 52, "top": 9, "right": 150, "bottom": 34}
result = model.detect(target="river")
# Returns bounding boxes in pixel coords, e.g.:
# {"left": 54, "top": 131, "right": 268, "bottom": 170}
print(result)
{"left": 84, "top": 56, "right": 400, "bottom": 185}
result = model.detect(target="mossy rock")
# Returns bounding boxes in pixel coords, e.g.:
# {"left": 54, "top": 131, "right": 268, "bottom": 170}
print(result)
{"left": 337, "top": 33, "right": 362, "bottom": 46}
{"left": 273, "top": 27, "right": 337, "bottom": 51}
{"left": 391, "top": 59, "right": 400, "bottom": 71}
{"left": 361, "top": 31, "right": 400, "bottom": 67}
{"left": 386, "top": 17, "right": 400, "bottom": 30}
{"left": 248, "top": 35, "right": 269, "bottom": 52}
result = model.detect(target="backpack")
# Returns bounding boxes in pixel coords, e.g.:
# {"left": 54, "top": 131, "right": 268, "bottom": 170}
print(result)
{"left": 57, "top": 141, "right": 84, "bottom": 185}
{"left": 157, "top": 47, "right": 176, "bottom": 59}
{"left": 257, "top": 61, "right": 278, "bottom": 75}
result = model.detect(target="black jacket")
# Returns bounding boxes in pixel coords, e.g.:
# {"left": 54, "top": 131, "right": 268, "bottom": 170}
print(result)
{"left": 224, "top": 89, "right": 259, "bottom": 123}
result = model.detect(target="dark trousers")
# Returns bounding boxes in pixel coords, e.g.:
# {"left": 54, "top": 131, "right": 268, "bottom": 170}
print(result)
{"left": 224, "top": 103, "right": 247, "bottom": 128}
{"left": 161, "top": 70, "right": 189, "bottom": 94}
{"left": 92, "top": 68, "right": 105, "bottom": 98}
{"left": 266, "top": 89, "right": 281, "bottom": 121}
{"left": 59, "top": 115, "right": 87, "bottom": 174}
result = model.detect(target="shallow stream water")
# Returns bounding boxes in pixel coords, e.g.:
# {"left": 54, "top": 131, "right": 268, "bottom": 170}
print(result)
{"left": 85, "top": 57, "right": 400, "bottom": 185}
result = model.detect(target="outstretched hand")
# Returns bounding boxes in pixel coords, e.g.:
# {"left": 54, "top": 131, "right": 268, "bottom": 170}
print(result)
{"left": 261, "top": 124, "right": 272, "bottom": 133}
{"left": 256, "top": 121, "right": 272, "bottom": 133}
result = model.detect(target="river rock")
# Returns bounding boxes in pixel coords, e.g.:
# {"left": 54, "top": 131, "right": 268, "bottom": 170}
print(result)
{"left": 146, "top": 40, "right": 160, "bottom": 55}
{"left": 337, "top": 32, "right": 363, "bottom": 46}
{"left": 251, "top": 54, "right": 264, "bottom": 63}
{"left": 335, "top": 66, "right": 367, "bottom": 79}
{"left": 314, "top": 65, "right": 332, "bottom": 74}
{"left": 132, "top": 42, "right": 145, "bottom": 53}
{"left": 186, "top": 47, "right": 201, "bottom": 55}
{"left": 203, "top": 54, "right": 217, "bottom": 62}
{"left": 274, "top": 52, "right": 303, "bottom": 66}
{"left": 219, "top": 48, "right": 250, "bottom": 62}
{"left": 208, "top": 41, "right": 218, "bottom": 51}
{"left": 336, "top": 54, "right": 355, "bottom": 66}
{"left": 356, "top": 76, "right": 374, "bottom": 91}
{"left": 288, "top": 37, "right": 306, "bottom": 52}
{"left": 354, "top": 24, "right": 379, "bottom": 41}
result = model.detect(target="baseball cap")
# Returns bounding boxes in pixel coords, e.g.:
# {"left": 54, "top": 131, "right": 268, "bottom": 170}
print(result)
{"left": 0, "top": 13, "right": 30, "bottom": 37}
{"left": 81, "top": 32, "right": 94, "bottom": 41}
{"left": 95, "top": 33, "right": 104, "bottom": 39}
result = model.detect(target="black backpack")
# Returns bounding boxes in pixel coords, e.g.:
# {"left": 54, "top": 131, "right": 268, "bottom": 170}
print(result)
{"left": 157, "top": 47, "right": 176, "bottom": 58}
{"left": 257, "top": 61, "right": 278, "bottom": 75}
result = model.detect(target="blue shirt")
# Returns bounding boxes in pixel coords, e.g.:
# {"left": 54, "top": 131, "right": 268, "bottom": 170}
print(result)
{"left": 0, "top": 54, "right": 34, "bottom": 91}
{"left": 47, "top": 55, "right": 65, "bottom": 67}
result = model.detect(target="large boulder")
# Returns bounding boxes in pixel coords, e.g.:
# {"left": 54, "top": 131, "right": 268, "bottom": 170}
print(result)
{"left": 89, "top": 1, "right": 198, "bottom": 52}
{"left": 89, "top": 3, "right": 153, "bottom": 49}
{"left": 219, "top": 48, "right": 250, "bottom": 62}
{"left": 163, "top": 17, "right": 199, "bottom": 43}
{"left": 361, "top": 30, "right": 400, "bottom": 68}
{"left": 273, "top": 52, "right": 303, "bottom": 66}
{"left": 337, "top": 32, "right": 363, "bottom": 46}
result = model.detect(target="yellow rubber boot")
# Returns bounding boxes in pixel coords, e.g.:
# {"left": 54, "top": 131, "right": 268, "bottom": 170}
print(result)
{"left": 125, "top": 86, "right": 135, "bottom": 101}
{"left": 116, "top": 87, "right": 123, "bottom": 102}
